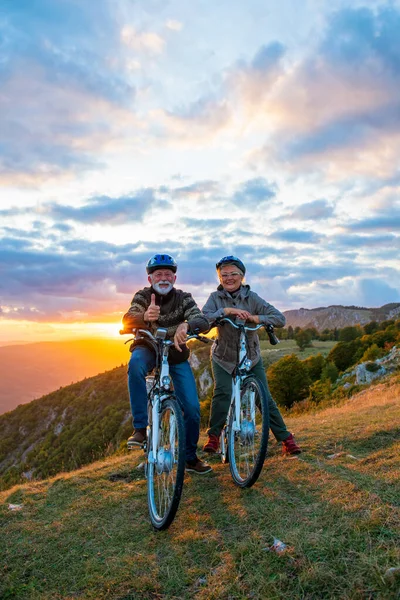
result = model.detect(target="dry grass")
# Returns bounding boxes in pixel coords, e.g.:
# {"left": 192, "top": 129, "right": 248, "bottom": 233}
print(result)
{"left": 1, "top": 379, "right": 399, "bottom": 599}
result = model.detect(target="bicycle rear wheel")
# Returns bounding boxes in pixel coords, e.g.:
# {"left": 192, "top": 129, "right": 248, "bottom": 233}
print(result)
{"left": 228, "top": 375, "right": 269, "bottom": 488}
{"left": 147, "top": 397, "right": 185, "bottom": 530}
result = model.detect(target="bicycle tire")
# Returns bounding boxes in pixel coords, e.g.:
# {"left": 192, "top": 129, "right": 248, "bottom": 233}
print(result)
{"left": 228, "top": 375, "right": 269, "bottom": 488}
{"left": 147, "top": 396, "right": 185, "bottom": 530}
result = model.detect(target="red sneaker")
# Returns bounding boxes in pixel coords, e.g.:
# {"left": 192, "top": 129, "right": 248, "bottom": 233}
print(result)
{"left": 282, "top": 433, "right": 301, "bottom": 455}
{"left": 202, "top": 434, "right": 220, "bottom": 453}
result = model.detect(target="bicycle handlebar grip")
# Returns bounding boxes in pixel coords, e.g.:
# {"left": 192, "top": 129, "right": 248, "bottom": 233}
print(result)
{"left": 266, "top": 324, "right": 279, "bottom": 345}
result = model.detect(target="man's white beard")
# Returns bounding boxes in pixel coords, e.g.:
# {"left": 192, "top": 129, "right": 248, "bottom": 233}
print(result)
{"left": 153, "top": 281, "right": 174, "bottom": 295}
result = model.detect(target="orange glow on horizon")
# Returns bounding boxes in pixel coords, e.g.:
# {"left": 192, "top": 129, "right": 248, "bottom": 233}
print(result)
{"left": 0, "top": 319, "right": 123, "bottom": 345}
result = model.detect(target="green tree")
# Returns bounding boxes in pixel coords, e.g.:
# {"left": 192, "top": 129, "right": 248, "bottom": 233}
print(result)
{"left": 364, "top": 321, "right": 379, "bottom": 335}
{"left": 327, "top": 340, "right": 361, "bottom": 372}
{"left": 338, "top": 326, "right": 363, "bottom": 342}
{"left": 267, "top": 354, "right": 311, "bottom": 409}
{"left": 294, "top": 329, "right": 313, "bottom": 351}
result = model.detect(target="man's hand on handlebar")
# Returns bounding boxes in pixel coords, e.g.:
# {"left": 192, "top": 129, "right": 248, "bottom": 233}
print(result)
{"left": 174, "top": 322, "right": 189, "bottom": 351}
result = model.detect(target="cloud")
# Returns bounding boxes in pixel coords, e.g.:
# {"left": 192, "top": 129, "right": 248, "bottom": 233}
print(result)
{"left": 357, "top": 278, "right": 400, "bottom": 305}
{"left": 332, "top": 233, "right": 399, "bottom": 248}
{"left": 121, "top": 26, "right": 165, "bottom": 54}
{"left": 253, "top": 6, "right": 400, "bottom": 181}
{"left": 155, "top": 6, "right": 400, "bottom": 186}
{"left": 44, "top": 190, "right": 167, "bottom": 224}
{"left": 347, "top": 215, "right": 400, "bottom": 232}
{"left": 289, "top": 199, "right": 335, "bottom": 220}
{"left": 0, "top": 0, "right": 137, "bottom": 185}
{"left": 165, "top": 20, "right": 183, "bottom": 32}
{"left": 233, "top": 177, "right": 277, "bottom": 206}
{"left": 270, "top": 229, "right": 323, "bottom": 244}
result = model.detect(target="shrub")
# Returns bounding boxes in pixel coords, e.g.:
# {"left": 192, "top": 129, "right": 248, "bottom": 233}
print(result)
{"left": 308, "top": 379, "right": 332, "bottom": 404}
{"left": 267, "top": 354, "right": 311, "bottom": 409}
{"left": 321, "top": 362, "right": 339, "bottom": 383}
{"left": 303, "top": 354, "right": 325, "bottom": 382}
{"left": 361, "top": 343, "right": 384, "bottom": 362}
{"left": 328, "top": 340, "right": 361, "bottom": 372}
{"left": 365, "top": 362, "right": 380, "bottom": 372}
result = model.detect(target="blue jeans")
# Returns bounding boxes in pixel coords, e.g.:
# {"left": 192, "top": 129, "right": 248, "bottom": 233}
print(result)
{"left": 127, "top": 346, "right": 200, "bottom": 462}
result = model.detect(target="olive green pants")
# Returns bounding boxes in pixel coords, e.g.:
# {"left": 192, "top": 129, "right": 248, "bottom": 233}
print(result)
{"left": 207, "top": 359, "right": 290, "bottom": 442}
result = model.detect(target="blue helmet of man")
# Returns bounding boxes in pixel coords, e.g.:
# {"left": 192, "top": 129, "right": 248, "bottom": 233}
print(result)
{"left": 146, "top": 254, "right": 178, "bottom": 274}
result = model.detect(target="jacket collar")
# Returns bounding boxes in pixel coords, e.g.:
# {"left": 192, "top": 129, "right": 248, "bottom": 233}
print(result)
{"left": 216, "top": 284, "right": 250, "bottom": 298}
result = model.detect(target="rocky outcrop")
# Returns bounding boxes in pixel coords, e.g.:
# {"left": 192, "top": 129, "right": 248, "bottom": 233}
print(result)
{"left": 355, "top": 363, "right": 386, "bottom": 385}
{"left": 198, "top": 368, "right": 213, "bottom": 397}
{"left": 340, "top": 346, "right": 400, "bottom": 386}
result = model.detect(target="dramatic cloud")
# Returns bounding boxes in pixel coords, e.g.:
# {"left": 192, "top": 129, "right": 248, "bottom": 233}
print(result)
{"left": 0, "top": 0, "right": 136, "bottom": 184}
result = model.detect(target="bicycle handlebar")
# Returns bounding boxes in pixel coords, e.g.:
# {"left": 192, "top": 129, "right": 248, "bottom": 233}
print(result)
{"left": 119, "top": 327, "right": 210, "bottom": 344}
{"left": 215, "top": 316, "right": 279, "bottom": 345}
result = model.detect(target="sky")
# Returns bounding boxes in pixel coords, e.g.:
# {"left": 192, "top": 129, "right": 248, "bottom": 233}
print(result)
{"left": 1, "top": 0, "right": 400, "bottom": 343}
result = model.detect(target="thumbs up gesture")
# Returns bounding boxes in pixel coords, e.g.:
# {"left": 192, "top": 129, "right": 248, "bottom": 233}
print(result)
{"left": 144, "top": 294, "right": 160, "bottom": 322}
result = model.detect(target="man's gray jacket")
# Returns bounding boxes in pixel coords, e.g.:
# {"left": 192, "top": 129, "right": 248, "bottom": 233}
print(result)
{"left": 202, "top": 284, "right": 286, "bottom": 374}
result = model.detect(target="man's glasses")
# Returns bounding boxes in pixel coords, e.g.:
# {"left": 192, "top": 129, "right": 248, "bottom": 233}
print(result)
{"left": 220, "top": 271, "right": 242, "bottom": 279}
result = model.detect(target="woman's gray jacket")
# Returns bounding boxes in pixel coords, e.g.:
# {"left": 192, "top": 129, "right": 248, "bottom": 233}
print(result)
{"left": 202, "top": 284, "right": 286, "bottom": 374}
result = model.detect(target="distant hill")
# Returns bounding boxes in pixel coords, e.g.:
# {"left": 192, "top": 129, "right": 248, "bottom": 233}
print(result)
{"left": 0, "top": 338, "right": 130, "bottom": 415}
{"left": 283, "top": 303, "right": 400, "bottom": 330}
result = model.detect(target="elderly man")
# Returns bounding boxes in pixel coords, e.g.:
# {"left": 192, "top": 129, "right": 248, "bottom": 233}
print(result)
{"left": 122, "top": 253, "right": 212, "bottom": 474}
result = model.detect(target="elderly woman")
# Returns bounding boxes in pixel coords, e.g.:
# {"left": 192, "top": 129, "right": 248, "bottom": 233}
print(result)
{"left": 202, "top": 255, "right": 301, "bottom": 455}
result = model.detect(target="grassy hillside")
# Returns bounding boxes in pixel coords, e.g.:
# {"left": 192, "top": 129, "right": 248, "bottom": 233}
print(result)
{"left": 1, "top": 379, "right": 399, "bottom": 599}
{"left": 260, "top": 338, "right": 336, "bottom": 366}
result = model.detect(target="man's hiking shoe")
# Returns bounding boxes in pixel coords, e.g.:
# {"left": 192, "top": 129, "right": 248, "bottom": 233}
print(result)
{"left": 202, "top": 434, "right": 219, "bottom": 453}
{"left": 186, "top": 457, "right": 212, "bottom": 474}
{"left": 127, "top": 428, "right": 146, "bottom": 449}
{"left": 282, "top": 433, "right": 301, "bottom": 455}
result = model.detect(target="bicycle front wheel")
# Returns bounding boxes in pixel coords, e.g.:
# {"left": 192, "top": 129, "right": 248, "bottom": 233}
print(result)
{"left": 228, "top": 375, "right": 269, "bottom": 488}
{"left": 147, "top": 397, "right": 185, "bottom": 530}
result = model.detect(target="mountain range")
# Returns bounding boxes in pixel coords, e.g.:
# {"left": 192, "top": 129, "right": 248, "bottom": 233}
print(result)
{"left": 283, "top": 302, "right": 400, "bottom": 330}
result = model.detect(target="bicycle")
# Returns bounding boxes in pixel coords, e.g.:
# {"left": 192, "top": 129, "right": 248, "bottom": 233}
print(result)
{"left": 216, "top": 316, "right": 279, "bottom": 488}
{"left": 120, "top": 326, "right": 209, "bottom": 530}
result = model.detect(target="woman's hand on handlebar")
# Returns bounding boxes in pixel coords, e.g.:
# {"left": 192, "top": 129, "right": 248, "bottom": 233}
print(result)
{"left": 223, "top": 308, "right": 260, "bottom": 323}
{"left": 174, "top": 322, "right": 189, "bottom": 351}
{"left": 245, "top": 314, "right": 260, "bottom": 324}
{"left": 224, "top": 307, "right": 251, "bottom": 320}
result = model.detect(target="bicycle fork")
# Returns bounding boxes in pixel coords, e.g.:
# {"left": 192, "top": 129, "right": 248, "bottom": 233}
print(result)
{"left": 148, "top": 352, "right": 176, "bottom": 474}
